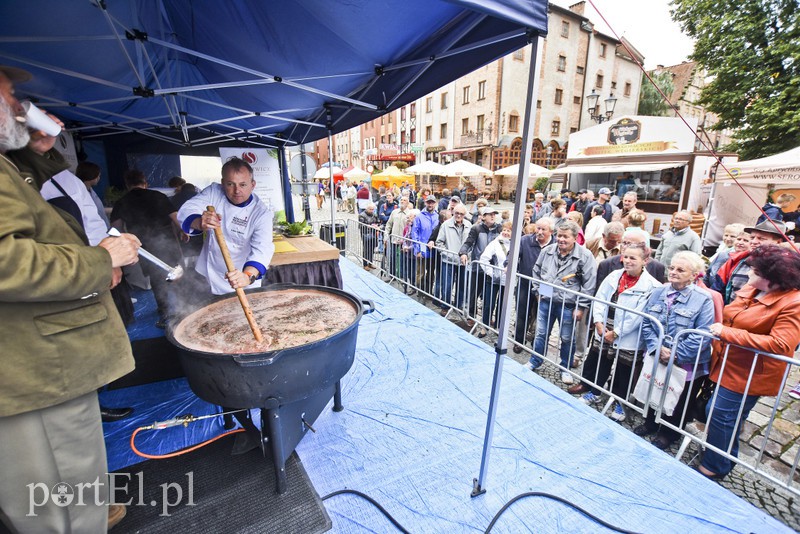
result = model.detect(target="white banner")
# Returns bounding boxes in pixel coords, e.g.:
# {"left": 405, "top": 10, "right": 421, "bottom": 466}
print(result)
{"left": 218, "top": 147, "right": 283, "bottom": 212}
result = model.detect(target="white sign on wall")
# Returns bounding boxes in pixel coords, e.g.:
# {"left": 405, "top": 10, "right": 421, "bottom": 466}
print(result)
{"left": 218, "top": 147, "right": 283, "bottom": 212}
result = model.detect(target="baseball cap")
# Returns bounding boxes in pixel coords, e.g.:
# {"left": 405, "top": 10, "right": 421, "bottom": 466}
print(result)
{"left": 481, "top": 206, "right": 499, "bottom": 216}
{"left": 425, "top": 195, "right": 437, "bottom": 202}
{"left": 578, "top": 188, "right": 588, "bottom": 194}
{"left": 598, "top": 187, "right": 612, "bottom": 195}
{"left": 0, "top": 65, "right": 32, "bottom": 83}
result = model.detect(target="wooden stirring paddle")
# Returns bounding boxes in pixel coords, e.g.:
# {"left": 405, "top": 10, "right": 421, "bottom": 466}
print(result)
{"left": 206, "top": 205, "right": 264, "bottom": 343}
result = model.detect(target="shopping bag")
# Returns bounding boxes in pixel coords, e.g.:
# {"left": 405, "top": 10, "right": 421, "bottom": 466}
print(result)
{"left": 633, "top": 353, "right": 688, "bottom": 416}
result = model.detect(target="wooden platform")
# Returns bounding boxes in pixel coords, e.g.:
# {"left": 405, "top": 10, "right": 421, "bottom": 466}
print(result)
{"left": 271, "top": 236, "right": 340, "bottom": 266}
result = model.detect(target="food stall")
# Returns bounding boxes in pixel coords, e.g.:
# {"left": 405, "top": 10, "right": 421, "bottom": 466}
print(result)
{"left": 549, "top": 116, "right": 739, "bottom": 240}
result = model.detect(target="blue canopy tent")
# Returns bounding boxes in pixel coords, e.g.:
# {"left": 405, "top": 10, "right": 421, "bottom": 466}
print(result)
{"left": 0, "top": 1, "right": 546, "bottom": 219}
{"left": 0, "top": 0, "right": 549, "bottom": 497}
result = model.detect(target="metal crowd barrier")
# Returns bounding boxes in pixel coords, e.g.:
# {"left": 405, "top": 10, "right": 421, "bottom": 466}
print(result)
{"left": 338, "top": 221, "right": 800, "bottom": 495}
{"left": 659, "top": 328, "right": 800, "bottom": 496}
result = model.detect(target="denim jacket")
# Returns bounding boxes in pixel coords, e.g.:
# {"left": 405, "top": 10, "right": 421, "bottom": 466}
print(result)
{"left": 641, "top": 284, "right": 714, "bottom": 365}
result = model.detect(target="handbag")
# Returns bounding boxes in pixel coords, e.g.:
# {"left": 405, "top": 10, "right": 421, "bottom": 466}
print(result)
{"left": 632, "top": 353, "right": 688, "bottom": 417}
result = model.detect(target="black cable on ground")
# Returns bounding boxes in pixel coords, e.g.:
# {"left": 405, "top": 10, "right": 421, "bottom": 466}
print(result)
{"left": 322, "top": 489, "right": 411, "bottom": 534}
{"left": 483, "top": 491, "right": 642, "bottom": 534}
{"left": 322, "top": 488, "right": 642, "bottom": 534}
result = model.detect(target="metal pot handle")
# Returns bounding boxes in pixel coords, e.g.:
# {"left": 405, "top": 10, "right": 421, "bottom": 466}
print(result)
{"left": 233, "top": 353, "right": 280, "bottom": 366}
{"left": 361, "top": 299, "right": 376, "bottom": 314}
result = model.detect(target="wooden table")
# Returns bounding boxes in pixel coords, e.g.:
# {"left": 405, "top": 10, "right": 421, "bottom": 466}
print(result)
{"left": 265, "top": 236, "right": 343, "bottom": 288}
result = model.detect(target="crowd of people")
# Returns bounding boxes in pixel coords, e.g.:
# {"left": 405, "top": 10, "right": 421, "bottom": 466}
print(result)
{"left": 352, "top": 183, "right": 800, "bottom": 482}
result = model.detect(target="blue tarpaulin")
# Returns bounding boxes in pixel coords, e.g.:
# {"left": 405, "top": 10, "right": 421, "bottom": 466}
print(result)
{"left": 102, "top": 258, "right": 790, "bottom": 533}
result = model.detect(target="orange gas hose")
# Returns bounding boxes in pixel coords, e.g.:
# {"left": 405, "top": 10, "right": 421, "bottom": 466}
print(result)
{"left": 130, "top": 427, "right": 246, "bottom": 460}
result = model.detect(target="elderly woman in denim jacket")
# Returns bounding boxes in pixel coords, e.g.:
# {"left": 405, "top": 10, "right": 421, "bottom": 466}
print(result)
{"left": 697, "top": 245, "right": 800, "bottom": 480}
{"left": 638, "top": 251, "right": 715, "bottom": 449}
{"left": 572, "top": 243, "right": 660, "bottom": 422}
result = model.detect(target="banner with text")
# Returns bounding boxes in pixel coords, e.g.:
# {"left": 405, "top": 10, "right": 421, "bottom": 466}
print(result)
{"left": 218, "top": 148, "right": 283, "bottom": 212}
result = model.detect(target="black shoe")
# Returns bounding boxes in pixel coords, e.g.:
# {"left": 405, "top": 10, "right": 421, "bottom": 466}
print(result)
{"left": 633, "top": 423, "right": 658, "bottom": 437}
{"left": 651, "top": 434, "right": 675, "bottom": 450}
{"left": 101, "top": 407, "right": 133, "bottom": 423}
{"left": 693, "top": 465, "right": 727, "bottom": 482}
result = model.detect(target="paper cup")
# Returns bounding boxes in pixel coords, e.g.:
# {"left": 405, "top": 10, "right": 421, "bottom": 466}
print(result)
{"left": 21, "top": 101, "right": 62, "bottom": 137}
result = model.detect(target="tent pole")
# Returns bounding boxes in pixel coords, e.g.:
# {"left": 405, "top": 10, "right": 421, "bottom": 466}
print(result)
{"left": 300, "top": 144, "right": 313, "bottom": 223}
{"left": 472, "top": 35, "right": 544, "bottom": 498}
{"left": 327, "top": 108, "right": 337, "bottom": 247}
{"left": 278, "top": 144, "right": 295, "bottom": 224}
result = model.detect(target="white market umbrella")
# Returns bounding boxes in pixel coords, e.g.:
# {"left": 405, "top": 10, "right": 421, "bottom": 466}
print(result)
{"left": 441, "top": 159, "right": 492, "bottom": 177}
{"left": 492, "top": 163, "right": 551, "bottom": 178}
{"left": 313, "top": 165, "right": 343, "bottom": 180}
{"left": 405, "top": 160, "right": 447, "bottom": 175}
{"left": 343, "top": 166, "right": 371, "bottom": 181}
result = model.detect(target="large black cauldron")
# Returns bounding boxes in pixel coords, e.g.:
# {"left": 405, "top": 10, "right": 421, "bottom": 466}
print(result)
{"left": 167, "top": 284, "right": 373, "bottom": 493}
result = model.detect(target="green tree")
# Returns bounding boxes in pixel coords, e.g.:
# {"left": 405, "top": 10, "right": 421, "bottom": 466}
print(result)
{"left": 637, "top": 71, "right": 676, "bottom": 116}
{"left": 672, "top": 0, "right": 800, "bottom": 159}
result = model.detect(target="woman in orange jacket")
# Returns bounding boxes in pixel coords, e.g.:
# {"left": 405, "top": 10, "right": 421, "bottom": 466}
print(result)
{"left": 698, "top": 245, "right": 800, "bottom": 479}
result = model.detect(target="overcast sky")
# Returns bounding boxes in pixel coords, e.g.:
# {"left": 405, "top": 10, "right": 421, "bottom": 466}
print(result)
{"left": 551, "top": 0, "right": 695, "bottom": 70}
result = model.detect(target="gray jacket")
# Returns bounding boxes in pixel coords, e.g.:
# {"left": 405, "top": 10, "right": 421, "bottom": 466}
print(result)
{"left": 532, "top": 243, "right": 597, "bottom": 308}
{"left": 435, "top": 218, "right": 472, "bottom": 265}
{"left": 654, "top": 227, "right": 701, "bottom": 267}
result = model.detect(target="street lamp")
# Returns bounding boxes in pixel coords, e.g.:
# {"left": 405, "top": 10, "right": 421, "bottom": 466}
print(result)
{"left": 586, "top": 89, "right": 617, "bottom": 123}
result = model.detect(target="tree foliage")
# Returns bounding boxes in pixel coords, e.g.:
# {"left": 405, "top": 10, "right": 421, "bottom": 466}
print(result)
{"left": 637, "top": 71, "right": 676, "bottom": 116}
{"left": 671, "top": 0, "right": 800, "bottom": 159}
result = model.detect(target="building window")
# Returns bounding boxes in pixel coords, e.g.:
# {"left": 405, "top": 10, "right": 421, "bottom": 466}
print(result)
{"left": 478, "top": 80, "right": 486, "bottom": 100}
{"left": 380, "top": 116, "right": 384, "bottom": 125}
{"left": 410, "top": 103, "right": 416, "bottom": 118}
{"left": 611, "top": 81, "right": 617, "bottom": 90}
{"left": 624, "top": 82, "right": 632, "bottom": 97}
{"left": 410, "top": 128, "right": 416, "bottom": 143}
{"left": 381, "top": 135, "right": 385, "bottom": 144}
{"left": 425, "top": 125, "right": 432, "bottom": 141}
{"left": 401, "top": 131, "right": 407, "bottom": 145}
{"left": 441, "top": 92, "right": 448, "bottom": 109}
{"left": 557, "top": 55, "right": 566, "bottom": 72}
{"left": 595, "top": 73, "right": 604, "bottom": 88}
{"left": 561, "top": 21, "right": 569, "bottom": 38}
{"left": 554, "top": 89, "right": 563, "bottom": 105}
{"left": 477, "top": 114, "right": 485, "bottom": 132}
{"left": 536, "top": 100, "right": 541, "bottom": 109}
{"left": 551, "top": 120, "right": 560, "bottom": 136}
{"left": 570, "top": 127, "right": 578, "bottom": 134}
{"left": 461, "top": 118, "right": 469, "bottom": 135}
{"left": 426, "top": 97, "right": 433, "bottom": 113}
{"left": 508, "top": 114, "right": 519, "bottom": 132}
{"left": 576, "top": 65, "right": 585, "bottom": 75}
{"left": 600, "top": 43, "right": 607, "bottom": 58}
{"left": 401, "top": 107, "right": 406, "bottom": 120}
{"left": 513, "top": 48, "right": 524, "bottom": 61}
{"left": 388, "top": 114, "right": 392, "bottom": 123}
{"left": 440, "top": 123, "right": 447, "bottom": 139}
{"left": 573, "top": 96, "right": 581, "bottom": 105}
{"left": 463, "top": 86, "right": 470, "bottom": 104}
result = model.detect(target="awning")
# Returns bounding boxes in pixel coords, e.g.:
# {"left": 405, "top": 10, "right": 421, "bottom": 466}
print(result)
{"left": 552, "top": 161, "right": 687, "bottom": 175}
{"left": 440, "top": 147, "right": 479, "bottom": 156}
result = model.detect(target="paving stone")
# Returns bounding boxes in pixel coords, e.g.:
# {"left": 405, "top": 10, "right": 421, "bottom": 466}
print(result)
{"left": 750, "top": 435, "right": 784, "bottom": 459}
{"left": 761, "top": 426, "right": 794, "bottom": 445}
{"left": 772, "top": 419, "right": 800, "bottom": 439}
{"left": 752, "top": 402, "right": 778, "bottom": 418}
{"left": 747, "top": 410, "right": 771, "bottom": 427}
{"left": 780, "top": 444, "right": 800, "bottom": 468}
{"left": 740, "top": 421, "right": 761, "bottom": 441}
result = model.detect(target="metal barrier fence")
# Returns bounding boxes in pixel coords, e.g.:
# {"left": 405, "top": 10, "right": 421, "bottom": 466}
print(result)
{"left": 658, "top": 329, "right": 800, "bottom": 495}
{"left": 339, "top": 219, "right": 800, "bottom": 496}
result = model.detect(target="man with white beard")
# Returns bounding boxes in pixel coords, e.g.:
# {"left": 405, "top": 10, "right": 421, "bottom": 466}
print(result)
{"left": 0, "top": 65, "right": 140, "bottom": 532}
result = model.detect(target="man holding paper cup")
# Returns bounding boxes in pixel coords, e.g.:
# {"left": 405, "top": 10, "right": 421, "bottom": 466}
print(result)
{"left": 0, "top": 65, "right": 141, "bottom": 532}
